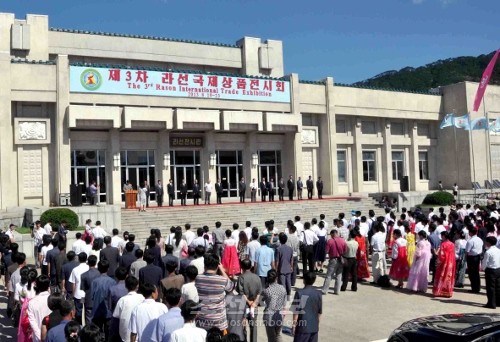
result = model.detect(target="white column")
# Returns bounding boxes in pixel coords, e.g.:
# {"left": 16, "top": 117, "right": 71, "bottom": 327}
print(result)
{"left": 382, "top": 119, "right": 391, "bottom": 192}
{"left": 109, "top": 129, "right": 121, "bottom": 204}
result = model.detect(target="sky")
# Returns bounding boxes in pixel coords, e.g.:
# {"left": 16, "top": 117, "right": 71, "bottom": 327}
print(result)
{"left": 2, "top": 0, "right": 499, "bottom": 84}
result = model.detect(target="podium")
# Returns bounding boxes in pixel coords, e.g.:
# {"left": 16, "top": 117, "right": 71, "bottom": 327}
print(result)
{"left": 125, "top": 190, "right": 138, "bottom": 209}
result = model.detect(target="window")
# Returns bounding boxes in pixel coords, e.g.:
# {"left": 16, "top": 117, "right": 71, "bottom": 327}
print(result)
{"left": 337, "top": 150, "right": 347, "bottom": 183}
{"left": 362, "top": 151, "right": 376, "bottom": 181}
{"left": 336, "top": 119, "right": 346, "bottom": 133}
{"left": 361, "top": 121, "right": 376, "bottom": 134}
{"left": 391, "top": 122, "right": 404, "bottom": 136}
{"left": 419, "top": 151, "right": 429, "bottom": 180}
{"left": 392, "top": 151, "right": 404, "bottom": 180}
{"left": 417, "top": 123, "right": 430, "bottom": 137}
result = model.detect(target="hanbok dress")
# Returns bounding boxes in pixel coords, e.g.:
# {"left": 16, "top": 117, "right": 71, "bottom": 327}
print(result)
{"left": 222, "top": 238, "right": 240, "bottom": 276}
{"left": 406, "top": 232, "right": 416, "bottom": 268}
{"left": 406, "top": 239, "right": 432, "bottom": 292}
{"left": 454, "top": 238, "right": 467, "bottom": 287}
{"left": 389, "top": 237, "right": 410, "bottom": 281}
{"left": 354, "top": 235, "right": 370, "bottom": 279}
{"left": 432, "top": 240, "right": 456, "bottom": 298}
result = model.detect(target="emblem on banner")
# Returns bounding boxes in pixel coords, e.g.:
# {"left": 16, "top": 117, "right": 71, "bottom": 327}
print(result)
{"left": 80, "top": 68, "right": 103, "bottom": 91}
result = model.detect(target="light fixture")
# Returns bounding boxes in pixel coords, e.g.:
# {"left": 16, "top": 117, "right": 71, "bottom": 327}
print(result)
{"left": 163, "top": 153, "right": 170, "bottom": 169}
{"left": 209, "top": 153, "right": 216, "bottom": 168}
{"left": 251, "top": 153, "right": 258, "bottom": 168}
{"left": 113, "top": 153, "right": 120, "bottom": 170}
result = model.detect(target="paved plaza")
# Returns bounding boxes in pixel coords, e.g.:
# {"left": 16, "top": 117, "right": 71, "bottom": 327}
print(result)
{"left": 0, "top": 265, "right": 492, "bottom": 342}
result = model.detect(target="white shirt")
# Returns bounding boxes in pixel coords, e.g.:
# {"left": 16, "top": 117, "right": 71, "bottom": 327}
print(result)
{"left": 28, "top": 291, "right": 52, "bottom": 342}
{"left": 428, "top": 212, "right": 435, "bottom": 221}
{"left": 359, "top": 222, "right": 369, "bottom": 237}
{"left": 111, "top": 236, "right": 124, "bottom": 249}
{"left": 320, "top": 220, "right": 329, "bottom": 231}
{"left": 113, "top": 291, "right": 145, "bottom": 342}
{"left": 294, "top": 221, "right": 304, "bottom": 236}
{"left": 436, "top": 225, "right": 446, "bottom": 237}
{"left": 72, "top": 239, "right": 86, "bottom": 255}
{"left": 184, "top": 231, "right": 196, "bottom": 246}
{"left": 250, "top": 181, "right": 258, "bottom": 190}
{"left": 315, "top": 228, "right": 327, "bottom": 238}
{"left": 190, "top": 236, "right": 208, "bottom": 249}
{"left": 82, "top": 244, "right": 92, "bottom": 257}
{"left": 190, "top": 257, "right": 205, "bottom": 275}
{"left": 231, "top": 230, "right": 240, "bottom": 244}
{"left": 171, "top": 322, "right": 207, "bottom": 342}
{"left": 371, "top": 232, "right": 386, "bottom": 252}
{"left": 247, "top": 240, "right": 261, "bottom": 265}
{"left": 92, "top": 226, "right": 107, "bottom": 239}
{"left": 481, "top": 246, "right": 500, "bottom": 270}
{"left": 204, "top": 183, "right": 212, "bottom": 192}
{"left": 465, "top": 236, "right": 484, "bottom": 256}
{"left": 491, "top": 211, "right": 500, "bottom": 220}
{"left": 5, "top": 230, "right": 14, "bottom": 241}
{"left": 14, "top": 282, "right": 36, "bottom": 302}
{"left": 181, "top": 282, "right": 199, "bottom": 303}
{"left": 69, "top": 263, "right": 90, "bottom": 299}
{"left": 40, "top": 245, "right": 53, "bottom": 266}
{"left": 244, "top": 227, "right": 252, "bottom": 240}
{"left": 43, "top": 223, "right": 52, "bottom": 236}
{"left": 300, "top": 230, "right": 319, "bottom": 245}
{"left": 129, "top": 298, "right": 168, "bottom": 341}
{"left": 33, "top": 227, "right": 45, "bottom": 246}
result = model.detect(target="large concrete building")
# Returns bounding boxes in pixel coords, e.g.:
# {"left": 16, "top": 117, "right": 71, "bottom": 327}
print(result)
{"left": 1, "top": 12, "right": 499, "bottom": 210}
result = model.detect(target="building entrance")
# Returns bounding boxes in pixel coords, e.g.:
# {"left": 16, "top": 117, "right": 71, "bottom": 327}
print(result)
{"left": 169, "top": 151, "right": 201, "bottom": 199}
{"left": 215, "top": 150, "right": 243, "bottom": 198}
{"left": 120, "top": 150, "right": 156, "bottom": 202}
{"left": 71, "top": 150, "right": 106, "bottom": 204}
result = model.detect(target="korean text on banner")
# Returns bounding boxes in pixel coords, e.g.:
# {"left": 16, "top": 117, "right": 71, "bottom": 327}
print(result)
{"left": 472, "top": 49, "right": 500, "bottom": 112}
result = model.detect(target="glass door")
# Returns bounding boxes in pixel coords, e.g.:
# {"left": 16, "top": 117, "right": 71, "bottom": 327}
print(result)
{"left": 174, "top": 166, "right": 196, "bottom": 199}
{"left": 219, "top": 166, "right": 239, "bottom": 198}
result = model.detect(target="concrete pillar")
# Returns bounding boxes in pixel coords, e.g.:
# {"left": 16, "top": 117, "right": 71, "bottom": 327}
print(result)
{"left": 109, "top": 129, "right": 121, "bottom": 204}
{"left": 287, "top": 73, "right": 303, "bottom": 183}
{"left": 0, "top": 13, "right": 15, "bottom": 53}
{"left": 409, "top": 120, "right": 419, "bottom": 191}
{"left": 382, "top": 119, "right": 391, "bottom": 192}
{"left": 320, "top": 77, "right": 337, "bottom": 195}
{"left": 203, "top": 131, "right": 217, "bottom": 202}
{"left": 55, "top": 55, "right": 72, "bottom": 202}
{"left": 158, "top": 131, "right": 170, "bottom": 184}
{"left": 352, "top": 117, "right": 362, "bottom": 192}
{"left": 237, "top": 37, "right": 262, "bottom": 76}
{"left": 245, "top": 132, "right": 257, "bottom": 198}
{"left": 26, "top": 14, "right": 49, "bottom": 60}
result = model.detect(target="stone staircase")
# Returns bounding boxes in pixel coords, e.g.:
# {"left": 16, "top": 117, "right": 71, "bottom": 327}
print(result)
{"left": 121, "top": 196, "right": 384, "bottom": 244}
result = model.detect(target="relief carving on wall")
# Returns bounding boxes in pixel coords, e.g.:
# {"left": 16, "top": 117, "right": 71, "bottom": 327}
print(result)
{"left": 18, "top": 121, "right": 47, "bottom": 140}
{"left": 301, "top": 128, "right": 317, "bottom": 145}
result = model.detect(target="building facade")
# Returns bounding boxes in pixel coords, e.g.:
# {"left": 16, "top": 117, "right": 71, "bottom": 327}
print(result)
{"left": 0, "top": 13, "right": 499, "bottom": 209}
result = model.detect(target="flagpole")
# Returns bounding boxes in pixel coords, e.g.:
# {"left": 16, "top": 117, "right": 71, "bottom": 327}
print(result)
{"left": 468, "top": 117, "right": 477, "bottom": 200}
{"left": 483, "top": 97, "right": 493, "bottom": 194}
{"left": 453, "top": 111, "right": 460, "bottom": 189}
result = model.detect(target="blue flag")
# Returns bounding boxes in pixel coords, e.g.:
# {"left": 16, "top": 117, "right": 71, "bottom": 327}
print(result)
{"left": 489, "top": 118, "right": 500, "bottom": 132}
{"left": 454, "top": 114, "right": 470, "bottom": 129}
{"left": 467, "top": 117, "right": 488, "bottom": 130}
{"left": 439, "top": 113, "right": 454, "bottom": 129}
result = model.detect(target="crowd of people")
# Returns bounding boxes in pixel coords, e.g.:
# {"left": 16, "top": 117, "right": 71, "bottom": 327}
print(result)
{"left": 1, "top": 201, "right": 500, "bottom": 342}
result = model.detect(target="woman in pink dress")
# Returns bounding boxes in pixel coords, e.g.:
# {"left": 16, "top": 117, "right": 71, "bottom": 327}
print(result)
{"left": 406, "top": 231, "right": 432, "bottom": 292}
{"left": 433, "top": 231, "right": 456, "bottom": 298}
{"left": 389, "top": 229, "right": 410, "bottom": 288}
{"left": 221, "top": 229, "right": 240, "bottom": 277}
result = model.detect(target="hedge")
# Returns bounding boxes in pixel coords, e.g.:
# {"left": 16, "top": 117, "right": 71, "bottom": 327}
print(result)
{"left": 422, "top": 191, "right": 454, "bottom": 206}
{"left": 40, "top": 208, "right": 79, "bottom": 231}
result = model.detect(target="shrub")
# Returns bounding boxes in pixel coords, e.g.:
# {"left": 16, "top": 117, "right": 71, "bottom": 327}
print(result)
{"left": 422, "top": 191, "right": 454, "bottom": 206}
{"left": 40, "top": 208, "right": 79, "bottom": 231}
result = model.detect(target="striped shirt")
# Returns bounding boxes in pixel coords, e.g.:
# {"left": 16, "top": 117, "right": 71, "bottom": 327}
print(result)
{"left": 195, "top": 273, "right": 234, "bottom": 330}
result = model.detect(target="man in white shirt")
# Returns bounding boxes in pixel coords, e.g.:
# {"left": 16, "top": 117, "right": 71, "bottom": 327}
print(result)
{"left": 300, "top": 222, "right": 319, "bottom": 274}
{"left": 351, "top": 210, "right": 361, "bottom": 226}
{"left": 113, "top": 276, "right": 145, "bottom": 342}
{"left": 43, "top": 220, "right": 53, "bottom": 236}
{"left": 294, "top": 216, "right": 304, "bottom": 236}
{"left": 481, "top": 236, "right": 500, "bottom": 309}
{"left": 359, "top": 216, "right": 370, "bottom": 238}
{"left": 183, "top": 224, "right": 195, "bottom": 246}
{"left": 33, "top": 221, "right": 46, "bottom": 267}
{"left": 231, "top": 223, "right": 240, "bottom": 244}
{"left": 204, "top": 179, "right": 212, "bottom": 205}
{"left": 5, "top": 224, "right": 16, "bottom": 243}
{"left": 370, "top": 224, "right": 387, "bottom": 283}
{"left": 247, "top": 231, "right": 261, "bottom": 267}
{"left": 190, "top": 228, "right": 208, "bottom": 250}
{"left": 72, "top": 232, "right": 86, "bottom": 255}
{"left": 466, "top": 227, "right": 484, "bottom": 293}
{"left": 428, "top": 208, "right": 435, "bottom": 221}
{"left": 171, "top": 300, "right": 207, "bottom": 342}
{"left": 189, "top": 246, "right": 206, "bottom": 275}
{"left": 310, "top": 218, "right": 320, "bottom": 235}
{"left": 69, "top": 253, "right": 90, "bottom": 317}
{"left": 129, "top": 283, "right": 168, "bottom": 342}
{"left": 244, "top": 221, "right": 252, "bottom": 240}
{"left": 111, "top": 228, "right": 124, "bottom": 252}
{"left": 27, "top": 275, "right": 52, "bottom": 342}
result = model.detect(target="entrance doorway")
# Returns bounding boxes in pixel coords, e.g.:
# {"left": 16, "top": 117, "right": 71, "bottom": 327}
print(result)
{"left": 169, "top": 151, "right": 201, "bottom": 199}
{"left": 120, "top": 150, "right": 156, "bottom": 202}
{"left": 258, "top": 150, "right": 282, "bottom": 183}
{"left": 215, "top": 150, "right": 243, "bottom": 198}
{"left": 71, "top": 150, "right": 107, "bottom": 204}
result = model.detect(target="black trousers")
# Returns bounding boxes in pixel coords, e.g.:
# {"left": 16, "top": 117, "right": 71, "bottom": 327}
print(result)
{"left": 157, "top": 195, "right": 163, "bottom": 207}
{"left": 239, "top": 192, "right": 245, "bottom": 202}
{"left": 318, "top": 190, "right": 323, "bottom": 199}
{"left": 278, "top": 189, "right": 284, "bottom": 200}
{"left": 307, "top": 189, "right": 313, "bottom": 199}
{"left": 181, "top": 195, "right": 186, "bottom": 206}
{"left": 341, "top": 257, "right": 357, "bottom": 291}
{"left": 168, "top": 194, "right": 174, "bottom": 206}
{"left": 467, "top": 255, "right": 481, "bottom": 292}
{"left": 194, "top": 196, "right": 199, "bottom": 205}
{"left": 216, "top": 192, "right": 222, "bottom": 204}
{"left": 302, "top": 248, "right": 315, "bottom": 275}
{"left": 288, "top": 190, "right": 294, "bottom": 200}
{"left": 485, "top": 268, "right": 500, "bottom": 308}
{"left": 261, "top": 194, "right": 266, "bottom": 202}
{"left": 269, "top": 192, "right": 275, "bottom": 201}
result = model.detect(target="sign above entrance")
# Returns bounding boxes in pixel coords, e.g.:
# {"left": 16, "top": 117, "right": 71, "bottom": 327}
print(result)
{"left": 170, "top": 137, "right": 204, "bottom": 148}
{"left": 69, "top": 66, "right": 291, "bottom": 103}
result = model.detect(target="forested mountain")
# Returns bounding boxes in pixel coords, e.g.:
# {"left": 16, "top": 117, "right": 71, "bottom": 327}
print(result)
{"left": 353, "top": 51, "right": 500, "bottom": 92}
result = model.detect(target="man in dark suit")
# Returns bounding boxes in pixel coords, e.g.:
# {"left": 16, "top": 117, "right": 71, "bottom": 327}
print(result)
{"left": 155, "top": 180, "right": 164, "bottom": 207}
{"left": 99, "top": 236, "right": 121, "bottom": 278}
{"left": 287, "top": 175, "right": 294, "bottom": 200}
{"left": 215, "top": 178, "right": 223, "bottom": 204}
{"left": 80, "top": 255, "right": 100, "bottom": 325}
{"left": 179, "top": 179, "right": 187, "bottom": 206}
{"left": 306, "top": 176, "right": 314, "bottom": 199}
{"left": 297, "top": 177, "right": 303, "bottom": 200}
{"left": 278, "top": 177, "right": 285, "bottom": 201}
{"left": 167, "top": 179, "right": 175, "bottom": 206}
{"left": 292, "top": 272, "right": 322, "bottom": 341}
{"left": 192, "top": 180, "right": 201, "bottom": 205}
{"left": 260, "top": 178, "right": 268, "bottom": 202}
{"left": 268, "top": 178, "right": 275, "bottom": 202}
{"left": 239, "top": 177, "right": 246, "bottom": 203}
{"left": 139, "top": 250, "right": 163, "bottom": 289}
{"left": 316, "top": 177, "right": 324, "bottom": 199}
{"left": 58, "top": 220, "right": 68, "bottom": 242}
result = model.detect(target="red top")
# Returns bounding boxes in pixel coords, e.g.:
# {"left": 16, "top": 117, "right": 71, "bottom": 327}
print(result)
{"left": 325, "top": 237, "right": 347, "bottom": 259}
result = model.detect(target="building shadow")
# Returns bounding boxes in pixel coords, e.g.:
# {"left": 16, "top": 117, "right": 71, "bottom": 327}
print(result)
{"left": 0, "top": 285, "right": 17, "bottom": 339}
{"left": 431, "top": 298, "right": 485, "bottom": 307}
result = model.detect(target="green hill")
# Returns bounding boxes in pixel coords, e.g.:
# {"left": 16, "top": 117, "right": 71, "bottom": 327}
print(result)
{"left": 353, "top": 51, "right": 500, "bottom": 92}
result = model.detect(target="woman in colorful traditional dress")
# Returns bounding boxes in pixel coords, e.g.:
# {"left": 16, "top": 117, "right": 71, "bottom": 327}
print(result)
{"left": 406, "top": 231, "right": 432, "bottom": 292}
{"left": 386, "top": 221, "right": 396, "bottom": 258}
{"left": 454, "top": 230, "right": 467, "bottom": 288}
{"left": 433, "top": 231, "right": 456, "bottom": 298}
{"left": 389, "top": 229, "right": 410, "bottom": 288}
{"left": 222, "top": 229, "right": 240, "bottom": 277}
{"left": 405, "top": 225, "right": 416, "bottom": 268}
{"left": 353, "top": 228, "right": 370, "bottom": 280}
{"left": 17, "top": 267, "right": 37, "bottom": 342}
